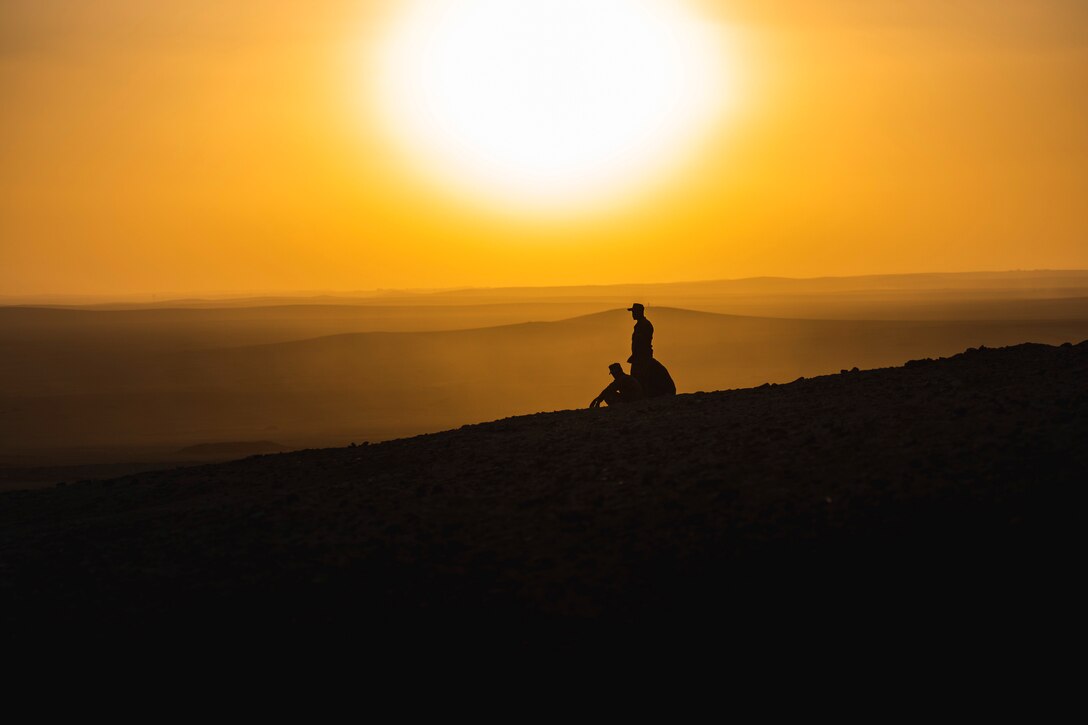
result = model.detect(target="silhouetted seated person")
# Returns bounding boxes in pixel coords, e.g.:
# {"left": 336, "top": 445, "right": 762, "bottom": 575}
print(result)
{"left": 590, "top": 363, "right": 644, "bottom": 408}
{"left": 626, "top": 302, "right": 677, "bottom": 397}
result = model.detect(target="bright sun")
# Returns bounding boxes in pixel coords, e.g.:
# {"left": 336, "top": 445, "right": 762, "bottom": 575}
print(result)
{"left": 372, "top": 0, "right": 732, "bottom": 213}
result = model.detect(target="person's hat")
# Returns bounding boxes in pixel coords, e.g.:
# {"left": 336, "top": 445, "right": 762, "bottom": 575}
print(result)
{"left": 608, "top": 362, "right": 624, "bottom": 374}
{"left": 626, "top": 302, "right": 644, "bottom": 312}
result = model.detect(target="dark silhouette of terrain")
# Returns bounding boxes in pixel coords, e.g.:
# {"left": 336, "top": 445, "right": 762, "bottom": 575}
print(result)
{"left": 4, "top": 271, "right": 1088, "bottom": 477}
{"left": 2, "top": 341, "right": 1084, "bottom": 652}
{"left": 6, "top": 306, "right": 1088, "bottom": 474}
{"left": 4, "top": 271, "right": 1088, "bottom": 496}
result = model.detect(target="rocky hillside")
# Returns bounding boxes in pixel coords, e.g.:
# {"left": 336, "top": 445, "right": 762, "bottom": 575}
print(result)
{"left": 3, "top": 341, "right": 1085, "bottom": 652}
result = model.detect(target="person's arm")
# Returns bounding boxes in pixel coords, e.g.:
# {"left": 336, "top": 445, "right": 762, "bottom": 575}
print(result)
{"left": 589, "top": 382, "right": 614, "bottom": 408}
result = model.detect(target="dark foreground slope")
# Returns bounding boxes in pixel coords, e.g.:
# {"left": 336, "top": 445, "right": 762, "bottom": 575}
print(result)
{"left": 2, "top": 341, "right": 1085, "bottom": 651}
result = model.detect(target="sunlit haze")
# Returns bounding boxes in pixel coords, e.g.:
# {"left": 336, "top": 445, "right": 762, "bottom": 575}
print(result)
{"left": 1, "top": 1, "right": 1087, "bottom": 298}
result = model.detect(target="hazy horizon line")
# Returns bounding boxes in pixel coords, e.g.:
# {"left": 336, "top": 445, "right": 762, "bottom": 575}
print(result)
{"left": 3, "top": 268, "right": 1087, "bottom": 307}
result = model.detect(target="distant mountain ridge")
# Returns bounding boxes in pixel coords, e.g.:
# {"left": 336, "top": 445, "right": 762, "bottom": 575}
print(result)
{"left": 178, "top": 441, "right": 291, "bottom": 457}
{"left": 5, "top": 269, "right": 1088, "bottom": 309}
{"left": 4, "top": 306, "right": 1088, "bottom": 457}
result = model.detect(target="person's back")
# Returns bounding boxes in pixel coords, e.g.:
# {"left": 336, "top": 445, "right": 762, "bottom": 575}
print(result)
{"left": 651, "top": 358, "right": 676, "bottom": 396}
{"left": 627, "top": 303, "right": 653, "bottom": 362}
{"left": 631, "top": 317, "right": 654, "bottom": 361}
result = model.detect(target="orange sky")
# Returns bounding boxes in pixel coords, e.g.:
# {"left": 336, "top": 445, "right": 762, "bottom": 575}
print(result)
{"left": 2, "top": 1, "right": 1086, "bottom": 297}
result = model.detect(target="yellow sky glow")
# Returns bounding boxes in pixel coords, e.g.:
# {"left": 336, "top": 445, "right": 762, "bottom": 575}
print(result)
{"left": 1, "top": 1, "right": 1086, "bottom": 297}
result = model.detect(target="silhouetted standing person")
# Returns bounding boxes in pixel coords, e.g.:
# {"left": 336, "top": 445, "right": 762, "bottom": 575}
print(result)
{"left": 626, "top": 303, "right": 676, "bottom": 397}
{"left": 590, "top": 363, "right": 644, "bottom": 408}
{"left": 629, "top": 303, "right": 654, "bottom": 361}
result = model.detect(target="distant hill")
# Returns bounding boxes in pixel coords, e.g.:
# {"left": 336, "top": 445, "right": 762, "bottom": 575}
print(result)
{"left": 4, "top": 306, "right": 1088, "bottom": 456}
{"left": 178, "top": 441, "right": 291, "bottom": 458}
{"left": 6, "top": 270, "right": 1088, "bottom": 309}
{"left": 2, "top": 341, "right": 1084, "bottom": 651}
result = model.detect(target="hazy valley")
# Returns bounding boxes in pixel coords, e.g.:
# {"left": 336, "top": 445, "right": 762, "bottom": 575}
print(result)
{"left": 3, "top": 271, "right": 1087, "bottom": 489}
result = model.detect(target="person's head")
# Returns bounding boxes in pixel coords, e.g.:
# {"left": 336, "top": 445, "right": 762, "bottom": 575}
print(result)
{"left": 608, "top": 362, "right": 624, "bottom": 378}
{"left": 627, "top": 302, "right": 645, "bottom": 320}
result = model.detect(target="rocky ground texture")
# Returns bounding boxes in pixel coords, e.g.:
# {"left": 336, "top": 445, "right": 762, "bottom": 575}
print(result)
{"left": 3, "top": 341, "right": 1085, "bottom": 652}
